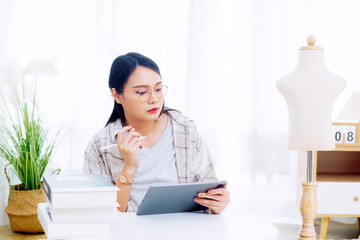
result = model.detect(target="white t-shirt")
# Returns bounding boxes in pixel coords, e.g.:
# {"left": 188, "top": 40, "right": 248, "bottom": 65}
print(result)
{"left": 127, "top": 118, "right": 178, "bottom": 212}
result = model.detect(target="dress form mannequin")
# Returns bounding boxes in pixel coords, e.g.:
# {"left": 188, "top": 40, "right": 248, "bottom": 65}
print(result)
{"left": 276, "top": 36, "right": 346, "bottom": 240}
{"left": 277, "top": 37, "right": 346, "bottom": 150}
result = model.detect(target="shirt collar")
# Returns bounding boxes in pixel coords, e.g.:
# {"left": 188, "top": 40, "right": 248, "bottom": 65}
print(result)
{"left": 165, "top": 108, "right": 196, "bottom": 128}
{"left": 109, "top": 119, "right": 123, "bottom": 142}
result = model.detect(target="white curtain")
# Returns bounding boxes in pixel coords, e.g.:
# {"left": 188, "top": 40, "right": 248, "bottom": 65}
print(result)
{"left": 1, "top": 0, "right": 360, "bottom": 226}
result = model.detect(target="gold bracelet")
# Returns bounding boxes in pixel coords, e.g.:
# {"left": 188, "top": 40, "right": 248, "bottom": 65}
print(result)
{"left": 118, "top": 172, "right": 134, "bottom": 184}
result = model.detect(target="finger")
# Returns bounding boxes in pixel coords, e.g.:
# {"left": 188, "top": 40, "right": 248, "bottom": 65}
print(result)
{"left": 206, "top": 187, "right": 229, "bottom": 196}
{"left": 194, "top": 198, "right": 224, "bottom": 214}
{"left": 137, "top": 137, "right": 145, "bottom": 149}
{"left": 125, "top": 130, "right": 141, "bottom": 141}
{"left": 197, "top": 193, "right": 224, "bottom": 202}
{"left": 194, "top": 197, "right": 222, "bottom": 209}
{"left": 116, "top": 126, "right": 132, "bottom": 142}
{"left": 128, "top": 136, "right": 143, "bottom": 149}
{"left": 132, "top": 139, "right": 143, "bottom": 151}
{"left": 204, "top": 209, "right": 213, "bottom": 214}
{"left": 122, "top": 130, "right": 141, "bottom": 145}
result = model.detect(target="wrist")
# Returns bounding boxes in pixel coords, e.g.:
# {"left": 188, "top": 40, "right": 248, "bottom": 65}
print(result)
{"left": 122, "top": 166, "right": 137, "bottom": 178}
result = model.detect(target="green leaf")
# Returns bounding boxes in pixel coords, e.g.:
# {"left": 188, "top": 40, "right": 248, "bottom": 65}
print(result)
{"left": 0, "top": 80, "right": 59, "bottom": 190}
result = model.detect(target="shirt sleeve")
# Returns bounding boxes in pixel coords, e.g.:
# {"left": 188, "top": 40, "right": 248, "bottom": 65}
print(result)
{"left": 193, "top": 134, "right": 218, "bottom": 182}
{"left": 83, "top": 139, "right": 114, "bottom": 184}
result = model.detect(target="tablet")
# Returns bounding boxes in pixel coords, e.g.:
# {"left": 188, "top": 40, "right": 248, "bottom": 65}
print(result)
{"left": 136, "top": 180, "right": 227, "bottom": 215}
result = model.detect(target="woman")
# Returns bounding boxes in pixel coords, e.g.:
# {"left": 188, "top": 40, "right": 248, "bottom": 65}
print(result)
{"left": 83, "top": 52, "right": 230, "bottom": 213}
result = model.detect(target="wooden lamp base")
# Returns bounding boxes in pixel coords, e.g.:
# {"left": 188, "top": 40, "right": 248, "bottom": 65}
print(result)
{"left": 298, "top": 182, "right": 318, "bottom": 240}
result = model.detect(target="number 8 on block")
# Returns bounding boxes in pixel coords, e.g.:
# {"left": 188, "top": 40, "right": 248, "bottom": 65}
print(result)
{"left": 344, "top": 126, "right": 356, "bottom": 144}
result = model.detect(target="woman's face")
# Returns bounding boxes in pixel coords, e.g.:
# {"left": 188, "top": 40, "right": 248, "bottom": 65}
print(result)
{"left": 115, "top": 66, "right": 164, "bottom": 123}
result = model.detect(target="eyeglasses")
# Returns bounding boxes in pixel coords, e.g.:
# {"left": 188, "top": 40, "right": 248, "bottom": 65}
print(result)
{"left": 119, "top": 83, "right": 168, "bottom": 103}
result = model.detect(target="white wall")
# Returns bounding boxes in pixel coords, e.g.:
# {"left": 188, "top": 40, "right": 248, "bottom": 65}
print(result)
{"left": 1, "top": 0, "right": 360, "bottom": 225}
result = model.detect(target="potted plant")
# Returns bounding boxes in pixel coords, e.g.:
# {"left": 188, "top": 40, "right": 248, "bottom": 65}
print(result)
{"left": 0, "top": 59, "right": 59, "bottom": 233}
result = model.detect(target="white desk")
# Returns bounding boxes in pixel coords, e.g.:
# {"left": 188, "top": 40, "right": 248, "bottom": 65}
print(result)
{"left": 106, "top": 211, "right": 278, "bottom": 240}
{"left": 50, "top": 210, "right": 278, "bottom": 240}
{"left": 1, "top": 211, "right": 278, "bottom": 240}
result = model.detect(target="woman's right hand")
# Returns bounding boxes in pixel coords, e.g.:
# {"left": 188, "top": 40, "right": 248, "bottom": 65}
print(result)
{"left": 116, "top": 125, "right": 143, "bottom": 176}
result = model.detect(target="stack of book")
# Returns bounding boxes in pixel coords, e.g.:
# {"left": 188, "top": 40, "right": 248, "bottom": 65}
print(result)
{"left": 38, "top": 174, "right": 119, "bottom": 239}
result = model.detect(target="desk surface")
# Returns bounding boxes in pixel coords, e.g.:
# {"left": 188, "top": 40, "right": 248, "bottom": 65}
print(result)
{"left": 0, "top": 211, "right": 278, "bottom": 240}
{"left": 110, "top": 211, "right": 278, "bottom": 240}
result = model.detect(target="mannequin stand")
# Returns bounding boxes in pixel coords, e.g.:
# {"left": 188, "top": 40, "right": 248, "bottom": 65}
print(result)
{"left": 298, "top": 151, "right": 317, "bottom": 240}
{"left": 276, "top": 36, "right": 346, "bottom": 240}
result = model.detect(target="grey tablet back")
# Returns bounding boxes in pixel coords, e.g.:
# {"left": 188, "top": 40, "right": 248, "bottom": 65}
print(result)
{"left": 136, "top": 181, "right": 227, "bottom": 215}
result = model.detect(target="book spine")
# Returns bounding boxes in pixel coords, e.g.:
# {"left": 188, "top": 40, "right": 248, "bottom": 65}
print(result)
{"left": 37, "top": 203, "right": 49, "bottom": 236}
{"left": 43, "top": 176, "right": 52, "bottom": 203}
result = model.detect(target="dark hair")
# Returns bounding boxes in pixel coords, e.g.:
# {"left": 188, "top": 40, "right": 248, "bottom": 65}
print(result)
{"left": 106, "top": 52, "right": 163, "bottom": 126}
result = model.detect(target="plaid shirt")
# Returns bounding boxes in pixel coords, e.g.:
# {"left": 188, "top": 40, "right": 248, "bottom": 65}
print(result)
{"left": 83, "top": 108, "right": 217, "bottom": 184}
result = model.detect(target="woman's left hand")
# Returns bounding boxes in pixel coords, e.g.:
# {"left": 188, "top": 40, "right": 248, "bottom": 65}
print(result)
{"left": 194, "top": 184, "right": 230, "bottom": 214}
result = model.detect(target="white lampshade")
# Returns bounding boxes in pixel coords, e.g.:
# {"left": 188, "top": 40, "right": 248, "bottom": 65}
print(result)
{"left": 338, "top": 92, "right": 360, "bottom": 121}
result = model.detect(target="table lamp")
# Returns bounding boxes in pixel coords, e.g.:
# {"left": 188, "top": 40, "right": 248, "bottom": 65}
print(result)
{"left": 338, "top": 92, "right": 360, "bottom": 122}
{"left": 276, "top": 36, "right": 346, "bottom": 240}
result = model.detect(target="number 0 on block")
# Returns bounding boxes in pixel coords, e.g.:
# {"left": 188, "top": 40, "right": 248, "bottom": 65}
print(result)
{"left": 332, "top": 126, "right": 343, "bottom": 144}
